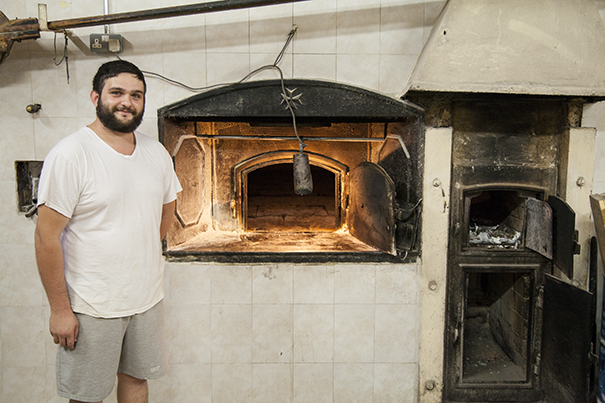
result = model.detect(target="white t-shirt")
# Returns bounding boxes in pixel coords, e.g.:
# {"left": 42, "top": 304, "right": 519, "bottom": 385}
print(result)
{"left": 37, "top": 127, "right": 182, "bottom": 318}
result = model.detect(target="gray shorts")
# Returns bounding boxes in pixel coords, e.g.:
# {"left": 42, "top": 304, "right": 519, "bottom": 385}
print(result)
{"left": 56, "top": 300, "right": 168, "bottom": 402}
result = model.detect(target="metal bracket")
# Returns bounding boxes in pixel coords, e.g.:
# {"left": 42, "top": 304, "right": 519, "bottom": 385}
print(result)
{"left": 536, "top": 285, "right": 544, "bottom": 309}
{"left": 589, "top": 345, "right": 599, "bottom": 365}
{"left": 573, "top": 230, "right": 581, "bottom": 255}
{"left": 533, "top": 353, "right": 541, "bottom": 376}
{"left": 38, "top": 4, "right": 49, "bottom": 31}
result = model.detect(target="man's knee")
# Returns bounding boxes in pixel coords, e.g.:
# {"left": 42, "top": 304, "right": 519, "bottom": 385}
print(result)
{"left": 118, "top": 372, "right": 147, "bottom": 385}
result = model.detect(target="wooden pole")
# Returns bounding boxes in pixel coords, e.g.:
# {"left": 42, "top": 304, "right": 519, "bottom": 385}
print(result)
{"left": 0, "top": 0, "right": 307, "bottom": 65}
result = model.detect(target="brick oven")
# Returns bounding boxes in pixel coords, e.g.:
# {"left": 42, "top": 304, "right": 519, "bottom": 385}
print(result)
{"left": 160, "top": 79, "right": 424, "bottom": 262}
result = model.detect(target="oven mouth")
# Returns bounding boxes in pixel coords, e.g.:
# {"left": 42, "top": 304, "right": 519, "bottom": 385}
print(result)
{"left": 164, "top": 138, "right": 411, "bottom": 259}
{"left": 234, "top": 151, "right": 347, "bottom": 233}
{"left": 245, "top": 162, "right": 338, "bottom": 232}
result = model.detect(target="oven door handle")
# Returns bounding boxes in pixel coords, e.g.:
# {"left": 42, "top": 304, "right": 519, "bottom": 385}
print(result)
{"left": 452, "top": 318, "right": 461, "bottom": 345}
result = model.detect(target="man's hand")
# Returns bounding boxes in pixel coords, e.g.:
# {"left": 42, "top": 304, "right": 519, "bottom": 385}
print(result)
{"left": 160, "top": 200, "right": 176, "bottom": 240}
{"left": 49, "top": 309, "right": 79, "bottom": 350}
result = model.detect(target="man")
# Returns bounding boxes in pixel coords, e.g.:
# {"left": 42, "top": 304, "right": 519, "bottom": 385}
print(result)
{"left": 34, "top": 60, "right": 181, "bottom": 403}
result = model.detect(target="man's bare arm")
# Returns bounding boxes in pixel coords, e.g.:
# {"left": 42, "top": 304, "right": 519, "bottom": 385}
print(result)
{"left": 160, "top": 200, "right": 176, "bottom": 240}
{"left": 34, "top": 205, "right": 79, "bottom": 350}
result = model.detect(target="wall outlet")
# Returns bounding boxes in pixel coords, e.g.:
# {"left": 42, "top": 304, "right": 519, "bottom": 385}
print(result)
{"left": 89, "top": 33, "right": 123, "bottom": 53}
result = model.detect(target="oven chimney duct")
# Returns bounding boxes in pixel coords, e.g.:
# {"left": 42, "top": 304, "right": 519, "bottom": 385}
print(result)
{"left": 293, "top": 152, "right": 313, "bottom": 195}
{"left": 404, "top": 0, "right": 605, "bottom": 98}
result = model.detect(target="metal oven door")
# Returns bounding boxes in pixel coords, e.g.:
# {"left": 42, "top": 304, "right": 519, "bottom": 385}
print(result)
{"left": 348, "top": 162, "right": 396, "bottom": 254}
{"left": 541, "top": 274, "right": 594, "bottom": 403}
{"left": 526, "top": 196, "right": 580, "bottom": 279}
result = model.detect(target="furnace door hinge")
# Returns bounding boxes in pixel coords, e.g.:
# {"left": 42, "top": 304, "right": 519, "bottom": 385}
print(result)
{"left": 536, "top": 285, "right": 544, "bottom": 309}
{"left": 589, "top": 344, "right": 599, "bottom": 366}
{"left": 533, "top": 353, "right": 541, "bottom": 376}
{"left": 573, "top": 230, "right": 581, "bottom": 255}
{"left": 453, "top": 221, "right": 460, "bottom": 237}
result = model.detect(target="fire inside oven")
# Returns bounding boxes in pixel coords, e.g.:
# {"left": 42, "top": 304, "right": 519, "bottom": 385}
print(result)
{"left": 159, "top": 79, "right": 424, "bottom": 259}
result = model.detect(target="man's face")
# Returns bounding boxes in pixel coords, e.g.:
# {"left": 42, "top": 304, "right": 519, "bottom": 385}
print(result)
{"left": 93, "top": 73, "right": 145, "bottom": 133}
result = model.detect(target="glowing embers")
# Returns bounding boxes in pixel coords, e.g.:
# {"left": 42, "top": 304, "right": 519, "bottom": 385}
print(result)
{"left": 462, "top": 270, "right": 533, "bottom": 384}
{"left": 246, "top": 163, "right": 337, "bottom": 232}
{"left": 171, "top": 231, "right": 377, "bottom": 253}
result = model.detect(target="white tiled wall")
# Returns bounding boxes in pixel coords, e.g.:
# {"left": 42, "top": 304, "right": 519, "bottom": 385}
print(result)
{"left": 1, "top": 0, "right": 605, "bottom": 402}
{"left": 157, "top": 263, "right": 419, "bottom": 403}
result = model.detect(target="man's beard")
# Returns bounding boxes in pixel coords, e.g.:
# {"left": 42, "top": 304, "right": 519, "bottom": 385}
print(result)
{"left": 96, "top": 98, "right": 144, "bottom": 133}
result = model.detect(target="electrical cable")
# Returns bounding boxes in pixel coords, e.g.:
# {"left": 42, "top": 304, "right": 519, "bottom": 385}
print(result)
{"left": 125, "top": 26, "right": 304, "bottom": 151}
{"left": 127, "top": 27, "right": 298, "bottom": 94}
{"left": 53, "top": 31, "right": 70, "bottom": 84}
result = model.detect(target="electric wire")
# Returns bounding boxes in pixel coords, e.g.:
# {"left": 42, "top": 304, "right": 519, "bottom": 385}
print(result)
{"left": 53, "top": 31, "right": 70, "bottom": 84}
{"left": 125, "top": 26, "right": 305, "bottom": 151}
{"left": 130, "top": 27, "right": 298, "bottom": 94}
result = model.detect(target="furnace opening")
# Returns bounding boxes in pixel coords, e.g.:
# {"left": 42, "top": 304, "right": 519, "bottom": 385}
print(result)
{"left": 462, "top": 270, "right": 533, "bottom": 384}
{"left": 468, "top": 190, "right": 524, "bottom": 248}
{"left": 465, "top": 189, "right": 543, "bottom": 249}
{"left": 246, "top": 163, "right": 338, "bottom": 231}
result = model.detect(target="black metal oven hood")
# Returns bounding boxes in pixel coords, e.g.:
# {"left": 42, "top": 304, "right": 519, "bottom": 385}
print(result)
{"left": 159, "top": 79, "right": 422, "bottom": 123}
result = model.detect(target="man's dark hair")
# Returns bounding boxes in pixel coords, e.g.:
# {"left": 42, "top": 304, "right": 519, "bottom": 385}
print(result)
{"left": 92, "top": 60, "right": 146, "bottom": 95}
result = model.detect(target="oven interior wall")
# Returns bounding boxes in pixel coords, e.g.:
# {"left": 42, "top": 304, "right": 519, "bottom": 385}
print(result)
{"left": 212, "top": 122, "right": 378, "bottom": 232}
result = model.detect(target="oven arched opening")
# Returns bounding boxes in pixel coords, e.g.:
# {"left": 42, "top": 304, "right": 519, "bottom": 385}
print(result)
{"left": 233, "top": 151, "right": 348, "bottom": 233}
